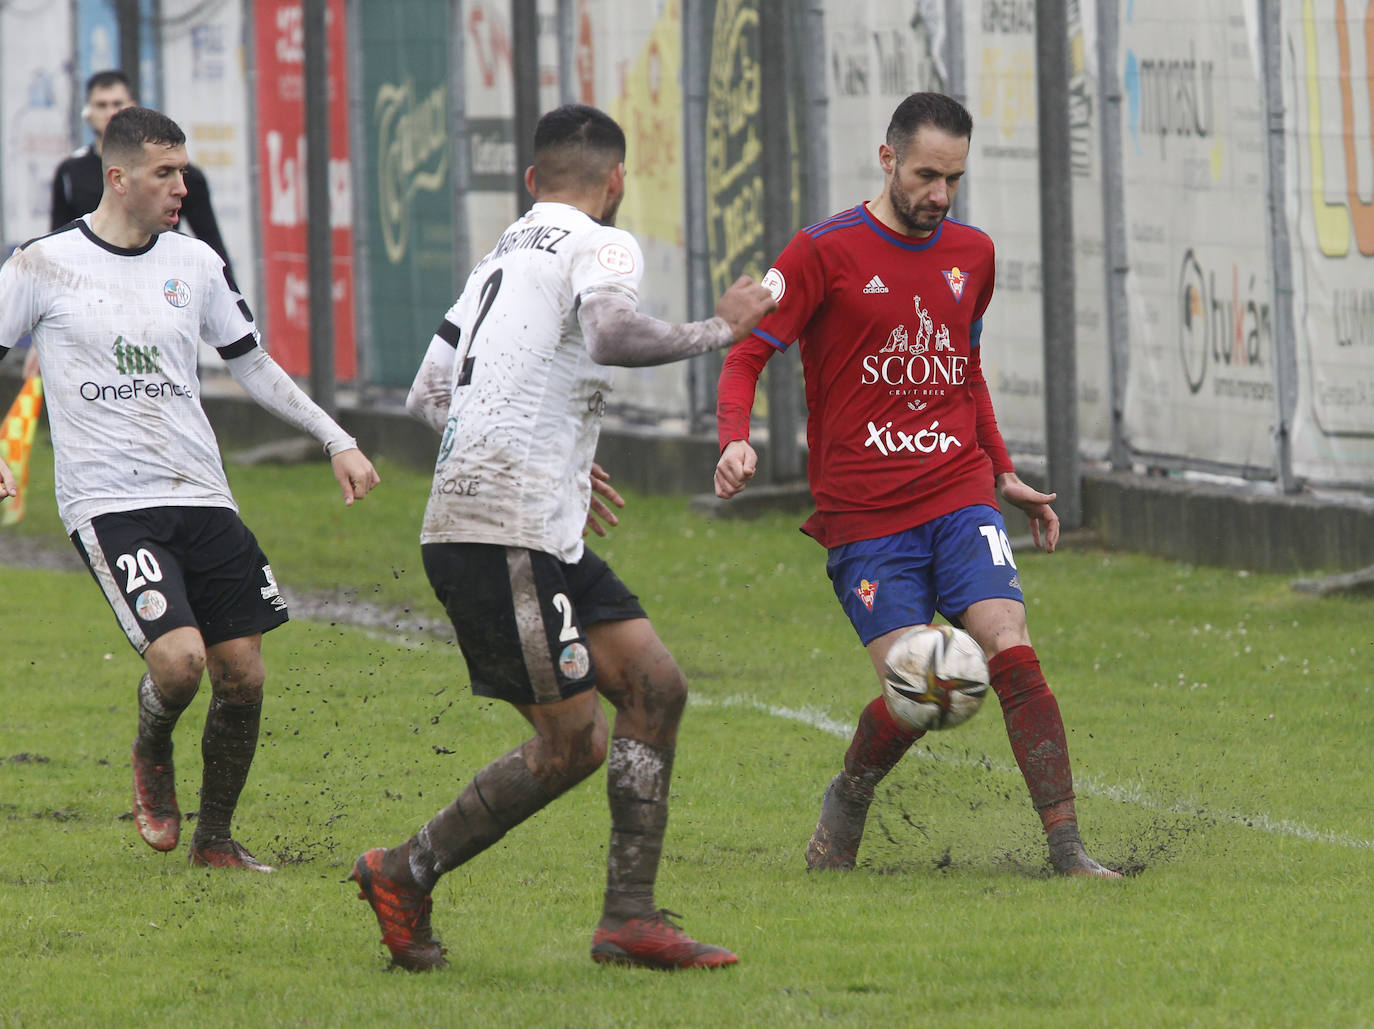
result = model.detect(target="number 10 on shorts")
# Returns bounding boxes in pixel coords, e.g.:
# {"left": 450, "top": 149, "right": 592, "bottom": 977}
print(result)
{"left": 979, "top": 525, "right": 1017, "bottom": 568}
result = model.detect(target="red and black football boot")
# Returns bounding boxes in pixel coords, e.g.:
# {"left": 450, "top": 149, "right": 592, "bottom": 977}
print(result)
{"left": 350, "top": 848, "right": 448, "bottom": 971}
{"left": 591, "top": 910, "right": 738, "bottom": 970}
{"left": 130, "top": 742, "right": 180, "bottom": 852}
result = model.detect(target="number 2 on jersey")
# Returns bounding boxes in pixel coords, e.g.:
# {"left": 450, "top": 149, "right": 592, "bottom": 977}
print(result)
{"left": 456, "top": 268, "right": 504, "bottom": 388}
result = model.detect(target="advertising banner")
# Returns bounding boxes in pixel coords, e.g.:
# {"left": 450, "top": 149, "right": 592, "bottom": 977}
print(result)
{"left": 0, "top": 1, "right": 71, "bottom": 245}
{"left": 1282, "top": 3, "right": 1374, "bottom": 486}
{"left": 252, "top": 0, "right": 357, "bottom": 379}
{"left": 1117, "top": 0, "right": 1275, "bottom": 473}
{"left": 358, "top": 0, "right": 454, "bottom": 388}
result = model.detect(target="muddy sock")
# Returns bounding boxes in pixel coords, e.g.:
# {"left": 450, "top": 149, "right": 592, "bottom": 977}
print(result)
{"left": 988, "top": 646, "right": 1076, "bottom": 822}
{"left": 134, "top": 673, "right": 190, "bottom": 765}
{"left": 194, "top": 695, "right": 262, "bottom": 846}
{"left": 842, "top": 696, "right": 924, "bottom": 788}
{"left": 401, "top": 745, "right": 556, "bottom": 892}
{"left": 601, "top": 738, "right": 674, "bottom": 923}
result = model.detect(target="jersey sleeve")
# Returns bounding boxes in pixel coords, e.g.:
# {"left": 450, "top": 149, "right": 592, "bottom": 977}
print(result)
{"left": 749, "top": 229, "right": 825, "bottom": 352}
{"left": 716, "top": 333, "right": 775, "bottom": 448}
{"left": 571, "top": 226, "right": 644, "bottom": 304}
{"left": 199, "top": 251, "right": 258, "bottom": 350}
{"left": 0, "top": 248, "right": 40, "bottom": 357}
{"left": 967, "top": 322, "right": 1014, "bottom": 477}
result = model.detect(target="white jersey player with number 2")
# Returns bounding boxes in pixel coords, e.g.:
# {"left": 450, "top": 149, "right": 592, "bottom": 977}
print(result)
{"left": 412, "top": 202, "right": 644, "bottom": 562}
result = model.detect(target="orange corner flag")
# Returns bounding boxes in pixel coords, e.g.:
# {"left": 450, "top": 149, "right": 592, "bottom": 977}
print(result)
{"left": 1, "top": 375, "right": 44, "bottom": 526}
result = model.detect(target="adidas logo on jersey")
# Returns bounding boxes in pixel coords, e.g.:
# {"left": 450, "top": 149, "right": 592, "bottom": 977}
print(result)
{"left": 862, "top": 275, "right": 889, "bottom": 294}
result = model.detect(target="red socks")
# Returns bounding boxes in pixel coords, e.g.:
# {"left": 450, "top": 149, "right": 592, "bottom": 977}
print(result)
{"left": 988, "top": 645, "right": 1076, "bottom": 830}
{"left": 842, "top": 647, "right": 1077, "bottom": 834}
{"left": 843, "top": 696, "right": 924, "bottom": 786}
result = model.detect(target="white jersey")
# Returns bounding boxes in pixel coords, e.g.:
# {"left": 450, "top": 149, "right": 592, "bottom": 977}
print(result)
{"left": 0, "top": 217, "right": 256, "bottom": 532}
{"left": 418, "top": 201, "right": 644, "bottom": 562}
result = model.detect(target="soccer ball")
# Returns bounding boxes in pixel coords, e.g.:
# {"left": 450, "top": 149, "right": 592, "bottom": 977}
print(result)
{"left": 882, "top": 624, "right": 990, "bottom": 731}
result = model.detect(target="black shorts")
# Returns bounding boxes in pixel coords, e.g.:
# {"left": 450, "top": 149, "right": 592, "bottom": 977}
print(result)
{"left": 422, "top": 542, "right": 647, "bottom": 706}
{"left": 71, "top": 506, "right": 289, "bottom": 654}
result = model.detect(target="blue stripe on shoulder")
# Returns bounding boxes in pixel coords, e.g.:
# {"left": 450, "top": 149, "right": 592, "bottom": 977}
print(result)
{"left": 804, "top": 206, "right": 865, "bottom": 239}
{"left": 753, "top": 327, "right": 789, "bottom": 351}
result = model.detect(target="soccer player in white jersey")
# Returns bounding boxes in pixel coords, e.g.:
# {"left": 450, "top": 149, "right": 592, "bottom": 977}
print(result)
{"left": 0, "top": 106, "right": 380, "bottom": 872}
{"left": 349, "top": 104, "right": 775, "bottom": 971}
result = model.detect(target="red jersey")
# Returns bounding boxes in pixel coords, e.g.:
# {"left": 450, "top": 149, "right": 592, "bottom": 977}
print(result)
{"left": 717, "top": 202, "right": 1014, "bottom": 548}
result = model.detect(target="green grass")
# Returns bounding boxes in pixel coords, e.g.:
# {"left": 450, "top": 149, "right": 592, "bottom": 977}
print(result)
{"left": 2, "top": 433, "right": 1373, "bottom": 1027}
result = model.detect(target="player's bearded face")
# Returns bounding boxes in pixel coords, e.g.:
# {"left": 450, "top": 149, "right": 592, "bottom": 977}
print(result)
{"left": 886, "top": 127, "right": 968, "bottom": 237}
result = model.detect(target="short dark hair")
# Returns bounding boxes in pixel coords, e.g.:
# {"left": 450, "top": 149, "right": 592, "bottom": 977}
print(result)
{"left": 85, "top": 69, "right": 132, "bottom": 98}
{"left": 532, "top": 104, "right": 626, "bottom": 191}
{"left": 102, "top": 106, "right": 186, "bottom": 170}
{"left": 886, "top": 92, "right": 974, "bottom": 156}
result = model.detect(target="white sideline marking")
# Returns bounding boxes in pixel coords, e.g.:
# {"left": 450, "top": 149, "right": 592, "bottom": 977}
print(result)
{"left": 691, "top": 693, "right": 1374, "bottom": 853}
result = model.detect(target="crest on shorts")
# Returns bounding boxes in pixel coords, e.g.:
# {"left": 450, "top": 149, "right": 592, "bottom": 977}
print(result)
{"left": 853, "top": 578, "right": 879, "bottom": 612}
{"left": 942, "top": 267, "right": 968, "bottom": 302}
{"left": 559, "top": 642, "right": 590, "bottom": 680}
{"left": 134, "top": 589, "right": 168, "bottom": 621}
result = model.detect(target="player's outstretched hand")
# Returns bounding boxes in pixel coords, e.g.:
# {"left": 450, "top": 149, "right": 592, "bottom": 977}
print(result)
{"left": 0, "top": 456, "right": 16, "bottom": 502}
{"left": 332, "top": 448, "right": 381, "bottom": 506}
{"left": 21, "top": 346, "right": 39, "bottom": 380}
{"left": 584, "top": 461, "right": 626, "bottom": 538}
{"left": 996, "top": 472, "right": 1059, "bottom": 553}
{"left": 715, "top": 275, "right": 778, "bottom": 342}
{"left": 714, "top": 439, "right": 757, "bottom": 500}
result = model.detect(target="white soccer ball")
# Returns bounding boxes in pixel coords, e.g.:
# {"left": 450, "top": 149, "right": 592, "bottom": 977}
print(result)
{"left": 882, "top": 624, "right": 990, "bottom": 732}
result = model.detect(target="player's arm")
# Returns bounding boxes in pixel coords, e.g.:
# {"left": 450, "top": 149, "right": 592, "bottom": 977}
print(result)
{"left": 0, "top": 454, "right": 15, "bottom": 501}
{"left": 405, "top": 316, "right": 460, "bottom": 434}
{"left": 578, "top": 274, "right": 775, "bottom": 367}
{"left": 966, "top": 320, "right": 1059, "bottom": 552}
{"left": 50, "top": 163, "right": 75, "bottom": 231}
{"left": 713, "top": 334, "right": 775, "bottom": 499}
{"left": 219, "top": 338, "right": 380, "bottom": 505}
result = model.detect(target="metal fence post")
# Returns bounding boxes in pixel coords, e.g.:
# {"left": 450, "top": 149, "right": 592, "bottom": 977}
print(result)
{"left": 512, "top": 0, "right": 539, "bottom": 216}
{"left": 1258, "top": 0, "right": 1299, "bottom": 492}
{"left": 1035, "top": 0, "right": 1081, "bottom": 525}
{"left": 304, "top": 0, "right": 335, "bottom": 414}
{"left": 1097, "top": 0, "right": 1130, "bottom": 471}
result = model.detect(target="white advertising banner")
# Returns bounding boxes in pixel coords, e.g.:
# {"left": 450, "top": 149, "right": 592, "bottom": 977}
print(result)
{"left": 1117, "top": 0, "right": 1276, "bottom": 474}
{"left": 158, "top": 0, "right": 258, "bottom": 320}
{"left": 0, "top": 1, "right": 72, "bottom": 246}
{"left": 1282, "top": 3, "right": 1374, "bottom": 486}
{"left": 962, "top": 1, "right": 1111, "bottom": 459}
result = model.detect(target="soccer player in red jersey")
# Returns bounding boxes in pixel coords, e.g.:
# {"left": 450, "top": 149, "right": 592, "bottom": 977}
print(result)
{"left": 714, "top": 92, "right": 1119, "bottom": 879}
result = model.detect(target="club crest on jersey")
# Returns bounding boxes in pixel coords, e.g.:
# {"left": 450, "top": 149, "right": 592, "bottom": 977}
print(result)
{"left": 942, "top": 267, "right": 968, "bottom": 302}
{"left": 163, "top": 278, "right": 191, "bottom": 308}
{"left": 853, "top": 578, "right": 878, "bottom": 611}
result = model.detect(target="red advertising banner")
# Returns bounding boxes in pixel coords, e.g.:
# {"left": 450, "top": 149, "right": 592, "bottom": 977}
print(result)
{"left": 253, "top": 0, "right": 356, "bottom": 379}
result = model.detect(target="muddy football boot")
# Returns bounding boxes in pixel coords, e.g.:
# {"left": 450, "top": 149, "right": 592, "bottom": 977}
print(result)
{"left": 591, "top": 910, "right": 738, "bottom": 970}
{"left": 188, "top": 838, "right": 275, "bottom": 873}
{"left": 130, "top": 742, "right": 180, "bottom": 852}
{"left": 804, "top": 771, "right": 874, "bottom": 871}
{"left": 351, "top": 848, "right": 448, "bottom": 971}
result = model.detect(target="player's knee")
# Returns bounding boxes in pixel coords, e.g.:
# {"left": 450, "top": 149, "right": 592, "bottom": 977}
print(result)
{"left": 643, "top": 663, "right": 688, "bottom": 723}
{"left": 209, "top": 663, "right": 265, "bottom": 704}
{"left": 146, "top": 641, "right": 206, "bottom": 703}
{"left": 532, "top": 709, "right": 608, "bottom": 790}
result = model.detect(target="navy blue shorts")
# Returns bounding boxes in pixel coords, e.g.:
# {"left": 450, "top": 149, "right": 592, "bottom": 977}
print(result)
{"left": 825, "top": 505, "right": 1025, "bottom": 645}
